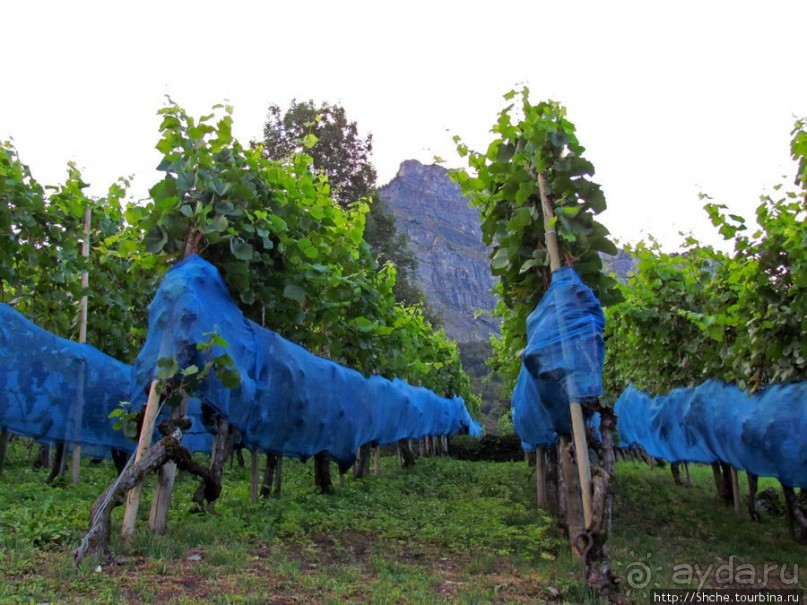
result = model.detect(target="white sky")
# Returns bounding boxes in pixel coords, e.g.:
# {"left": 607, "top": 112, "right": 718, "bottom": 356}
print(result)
{"left": 2, "top": 0, "right": 805, "bottom": 249}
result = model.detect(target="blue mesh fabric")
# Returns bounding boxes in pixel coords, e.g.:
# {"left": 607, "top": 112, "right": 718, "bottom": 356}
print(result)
{"left": 130, "top": 255, "right": 481, "bottom": 469}
{"left": 0, "top": 304, "right": 133, "bottom": 452}
{"left": 0, "top": 255, "right": 481, "bottom": 463}
{"left": 615, "top": 380, "right": 807, "bottom": 487}
{"left": 512, "top": 366, "right": 559, "bottom": 450}
{"left": 512, "top": 267, "right": 606, "bottom": 450}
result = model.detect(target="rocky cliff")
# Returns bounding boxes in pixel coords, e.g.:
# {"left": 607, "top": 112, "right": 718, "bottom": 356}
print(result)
{"left": 378, "top": 160, "right": 499, "bottom": 343}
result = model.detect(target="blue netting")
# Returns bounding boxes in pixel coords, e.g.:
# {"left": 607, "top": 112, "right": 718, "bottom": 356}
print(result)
{"left": 0, "top": 303, "right": 133, "bottom": 452}
{"left": 512, "top": 267, "right": 606, "bottom": 451}
{"left": 130, "top": 255, "right": 481, "bottom": 469}
{"left": 615, "top": 380, "right": 807, "bottom": 487}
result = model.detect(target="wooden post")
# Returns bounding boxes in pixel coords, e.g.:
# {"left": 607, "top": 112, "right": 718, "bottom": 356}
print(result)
{"left": 730, "top": 467, "right": 741, "bottom": 516}
{"left": 71, "top": 206, "right": 91, "bottom": 485}
{"left": 353, "top": 443, "right": 372, "bottom": 478}
{"left": 250, "top": 448, "right": 260, "bottom": 501}
{"left": 149, "top": 396, "right": 189, "bottom": 534}
{"left": 121, "top": 380, "right": 161, "bottom": 541}
{"left": 747, "top": 472, "right": 759, "bottom": 521}
{"left": 559, "top": 435, "right": 584, "bottom": 556}
{"left": 535, "top": 447, "right": 547, "bottom": 508}
{"left": 537, "top": 172, "right": 593, "bottom": 531}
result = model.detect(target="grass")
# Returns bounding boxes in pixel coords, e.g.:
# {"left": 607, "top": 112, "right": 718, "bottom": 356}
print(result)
{"left": 609, "top": 461, "right": 805, "bottom": 601}
{"left": 0, "top": 438, "right": 804, "bottom": 604}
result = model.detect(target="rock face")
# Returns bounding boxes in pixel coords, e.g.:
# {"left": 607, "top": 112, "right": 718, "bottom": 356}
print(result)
{"left": 378, "top": 160, "right": 499, "bottom": 342}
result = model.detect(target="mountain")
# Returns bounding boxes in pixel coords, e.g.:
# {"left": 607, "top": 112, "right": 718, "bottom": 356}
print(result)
{"left": 378, "top": 160, "right": 499, "bottom": 343}
{"left": 378, "top": 159, "right": 636, "bottom": 345}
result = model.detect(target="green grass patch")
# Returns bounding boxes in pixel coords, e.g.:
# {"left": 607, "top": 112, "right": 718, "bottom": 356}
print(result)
{"left": 0, "top": 437, "right": 804, "bottom": 604}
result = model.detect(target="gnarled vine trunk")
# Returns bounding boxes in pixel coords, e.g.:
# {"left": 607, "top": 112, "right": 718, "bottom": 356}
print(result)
{"left": 583, "top": 406, "right": 617, "bottom": 598}
{"left": 314, "top": 451, "right": 334, "bottom": 494}
{"left": 73, "top": 421, "right": 219, "bottom": 565}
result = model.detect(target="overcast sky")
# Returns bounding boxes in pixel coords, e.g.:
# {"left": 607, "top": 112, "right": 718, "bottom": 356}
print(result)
{"left": 2, "top": 0, "right": 805, "bottom": 249}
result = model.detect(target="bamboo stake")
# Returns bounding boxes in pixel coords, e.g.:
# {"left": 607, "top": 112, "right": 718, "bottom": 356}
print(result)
{"left": 121, "top": 380, "right": 161, "bottom": 542}
{"left": 71, "top": 206, "right": 91, "bottom": 485}
{"left": 537, "top": 173, "right": 593, "bottom": 531}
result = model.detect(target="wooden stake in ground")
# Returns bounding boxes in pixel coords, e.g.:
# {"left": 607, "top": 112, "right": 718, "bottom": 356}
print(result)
{"left": 121, "top": 380, "right": 161, "bottom": 542}
{"left": 746, "top": 472, "right": 759, "bottom": 521}
{"left": 731, "top": 467, "right": 741, "bottom": 516}
{"left": 71, "top": 206, "right": 91, "bottom": 485}
{"left": 535, "top": 446, "right": 547, "bottom": 508}
{"left": 537, "top": 173, "right": 593, "bottom": 531}
{"left": 149, "top": 396, "right": 189, "bottom": 534}
{"left": 559, "top": 435, "right": 584, "bottom": 546}
{"left": 250, "top": 448, "right": 260, "bottom": 501}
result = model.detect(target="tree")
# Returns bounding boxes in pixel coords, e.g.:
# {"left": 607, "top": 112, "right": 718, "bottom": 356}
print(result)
{"left": 261, "top": 99, "right": 376, "bottom": 207}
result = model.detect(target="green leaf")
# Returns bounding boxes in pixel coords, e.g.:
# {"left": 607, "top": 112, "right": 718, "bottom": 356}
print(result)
{"left": 519, "top": 258, "right": 543, "bottom": 274}
{"left": 352, "top": 316, "right": 377, "bottom": 333}
{"left": 515, "top": 182, "right": 534, "bottom": 205}
{"left": 156, "top": 356, "right": 179, "bottom": 380}
{"left": 490, "top": 248, "right": 511, "bottom": 271}
{"left": 506, "top": 207, "right": 532, "bottom": 231}
{"left": 217, "top": 367, "right": 241, "bottom": 389}
{"left": 144, "top": 227, "right": 168, "bottom": 254}
{"left": 202, "top": 215, "right": 229, "bottom": 235}
{"left": 283, "top": 284, "right": 306, "bottom": 305}
{"left": 229, "top": 237, "right": 254, "bottom": 261}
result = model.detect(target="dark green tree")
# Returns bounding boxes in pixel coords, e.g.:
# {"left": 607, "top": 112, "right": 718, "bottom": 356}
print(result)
{"left": 261, "top": 99, "right": 376, "bottom": 207}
